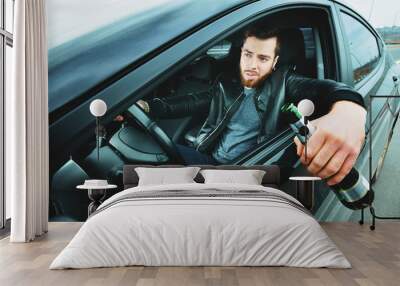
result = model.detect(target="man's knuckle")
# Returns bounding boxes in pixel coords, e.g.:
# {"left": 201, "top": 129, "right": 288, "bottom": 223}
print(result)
{"left": 318, "top": 168, "right": 330, "bottom": 178}
{"left": 332, "top": 158, "right": 343, "bottom": 169}
{"left": 312, "top": 160, "right": 323, "bottom": 169}
{"left": 307, "top": 167, "right": 317, "bottom": 175}
{"left": 330, "top": 178, "right": 340, "bottom": 185}
{"left": 326, "top": 165, "right": 339, "bottom": 175}
{"left": 331, "top": 136, "right": 344, "bottom": 146}
{"left": 307, "top": 163, "right": 316, "bottom": 170}
{"left": 350, "top": 147, "right": 359, "bottom": 157}
{"left": 307, "top": 148, "right": 316, "bottom": 157}
{"left": 343, "top": 146, "right": 357, "bottom": 158}
{"left": 310, "top": 163, "right": 322, "bottom": 173}
{"left": 337, "top": 170, "right": 349, "bottom": 180}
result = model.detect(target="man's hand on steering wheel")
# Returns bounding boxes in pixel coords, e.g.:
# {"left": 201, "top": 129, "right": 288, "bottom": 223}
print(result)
{"left": 136, "top": 100, "right": 150, "bottom": 113}
{"left": 114, "top": 100, "right": 149, "bottom": 122}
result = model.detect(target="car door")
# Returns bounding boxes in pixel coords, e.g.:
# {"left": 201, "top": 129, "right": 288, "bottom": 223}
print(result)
{"left": 315, "top": 2, "right": 400, "bottom": 221}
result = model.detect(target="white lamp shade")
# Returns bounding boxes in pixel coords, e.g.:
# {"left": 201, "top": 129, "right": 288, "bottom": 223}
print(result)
{"left": 90, "top": 99, "right": 107, "bottom": 117}
{"left": 297, "top": 99, "right": 314, "bottom": 117}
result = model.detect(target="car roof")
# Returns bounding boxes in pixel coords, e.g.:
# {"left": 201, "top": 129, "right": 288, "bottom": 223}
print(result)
{"left": 328, "top": 0, "right": 371, "bottom": 21}
{"left": 48, "top": 0, "right": 251, "bottom": 115}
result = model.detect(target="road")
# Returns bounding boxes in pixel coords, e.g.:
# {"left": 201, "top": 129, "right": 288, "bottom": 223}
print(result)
{"left": 387, "top": 44, "right": 400, "bottom": 63}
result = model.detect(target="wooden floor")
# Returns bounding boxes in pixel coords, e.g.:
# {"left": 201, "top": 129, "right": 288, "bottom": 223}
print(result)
{"left": 0, "top": 222, "right": 399, "bottom": 286}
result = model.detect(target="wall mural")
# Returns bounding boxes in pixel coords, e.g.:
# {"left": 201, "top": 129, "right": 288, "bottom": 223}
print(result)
{"left": 48, "top": 0, "right": 399, "bottom": 223}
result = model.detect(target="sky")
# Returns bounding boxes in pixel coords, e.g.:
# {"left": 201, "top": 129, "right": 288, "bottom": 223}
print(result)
{"left": 343, "top": 0, "right": 400, "bottom": 27}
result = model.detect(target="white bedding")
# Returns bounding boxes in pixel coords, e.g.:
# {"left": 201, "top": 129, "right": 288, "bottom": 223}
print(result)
{"left": 50, "top": 183, "right": 350, "bottom": 269}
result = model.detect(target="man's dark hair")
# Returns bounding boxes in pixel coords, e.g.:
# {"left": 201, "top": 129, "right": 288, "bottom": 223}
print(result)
{"left": 243, "top": 26, "right": 281, "bottom": 57}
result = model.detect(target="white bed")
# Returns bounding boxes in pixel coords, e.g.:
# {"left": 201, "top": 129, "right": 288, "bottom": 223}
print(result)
{"left": 50, "top": 181, "right": 350, "bottom": 269}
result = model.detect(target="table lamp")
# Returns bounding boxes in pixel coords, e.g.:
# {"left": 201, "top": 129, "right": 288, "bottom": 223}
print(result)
{"left": 297, "top": 99, "right": 314, "bottom": 162}
{"left": 89, "top": 99, "right": 107, "bottom": 160}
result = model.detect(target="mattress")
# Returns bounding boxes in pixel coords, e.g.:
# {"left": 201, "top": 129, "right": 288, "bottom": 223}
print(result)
{"left": 50, "top": 183, "right": 350, "bottom": 269}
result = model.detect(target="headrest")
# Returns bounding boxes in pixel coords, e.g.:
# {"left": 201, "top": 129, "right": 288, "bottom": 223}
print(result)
{"left": 277, "top": 28, "right": 306, "bottom": 71}
{"left": 183, "top": 56, "right": 216, "bottom": 81}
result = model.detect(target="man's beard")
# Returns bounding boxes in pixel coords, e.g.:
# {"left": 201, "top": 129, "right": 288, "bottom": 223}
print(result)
{"left": 240, "top": 66, "right": 272, "bottom": 88}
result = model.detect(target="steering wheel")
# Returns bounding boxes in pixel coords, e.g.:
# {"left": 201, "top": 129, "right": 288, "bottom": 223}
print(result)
{"left": 126, "top": 104, "right": 185, "bottom": 163}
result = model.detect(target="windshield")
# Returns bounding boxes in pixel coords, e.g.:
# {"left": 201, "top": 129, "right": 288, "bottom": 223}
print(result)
{"left": 48, "top": 0, "right": 247, "bottom": 114}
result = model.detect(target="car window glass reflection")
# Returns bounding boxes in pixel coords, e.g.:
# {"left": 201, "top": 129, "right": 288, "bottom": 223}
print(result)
{"left": 340, "top": 12, "right": 380, "bottom": 83}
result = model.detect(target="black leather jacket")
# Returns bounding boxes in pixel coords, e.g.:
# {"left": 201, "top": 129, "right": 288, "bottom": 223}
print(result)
{"left": 148, "top": 65, "right": 365, "bottom": 153}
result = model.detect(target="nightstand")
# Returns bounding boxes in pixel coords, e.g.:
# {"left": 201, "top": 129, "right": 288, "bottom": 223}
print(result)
{"left": 289, "top": 176, "right": 321, "bottom": 211}
{"left": 77, "top": 183, "right": 117, "bottom": 216}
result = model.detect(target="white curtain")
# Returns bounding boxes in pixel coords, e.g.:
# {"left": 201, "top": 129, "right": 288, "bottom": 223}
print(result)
{"left": 6, "top": 0, "right": 49, "bottom": 242}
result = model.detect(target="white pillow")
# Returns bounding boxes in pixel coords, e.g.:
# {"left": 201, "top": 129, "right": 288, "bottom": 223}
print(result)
{"left": 135, "top": 167, "right": 201, "bottom": 186}
{"left": 200, "top": 169, "right": 266, "bottom": 185}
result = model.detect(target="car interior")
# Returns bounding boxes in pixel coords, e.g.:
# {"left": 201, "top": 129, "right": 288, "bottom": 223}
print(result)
{"left": 50, "top": 7, "right": 337, "bottom": 221}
